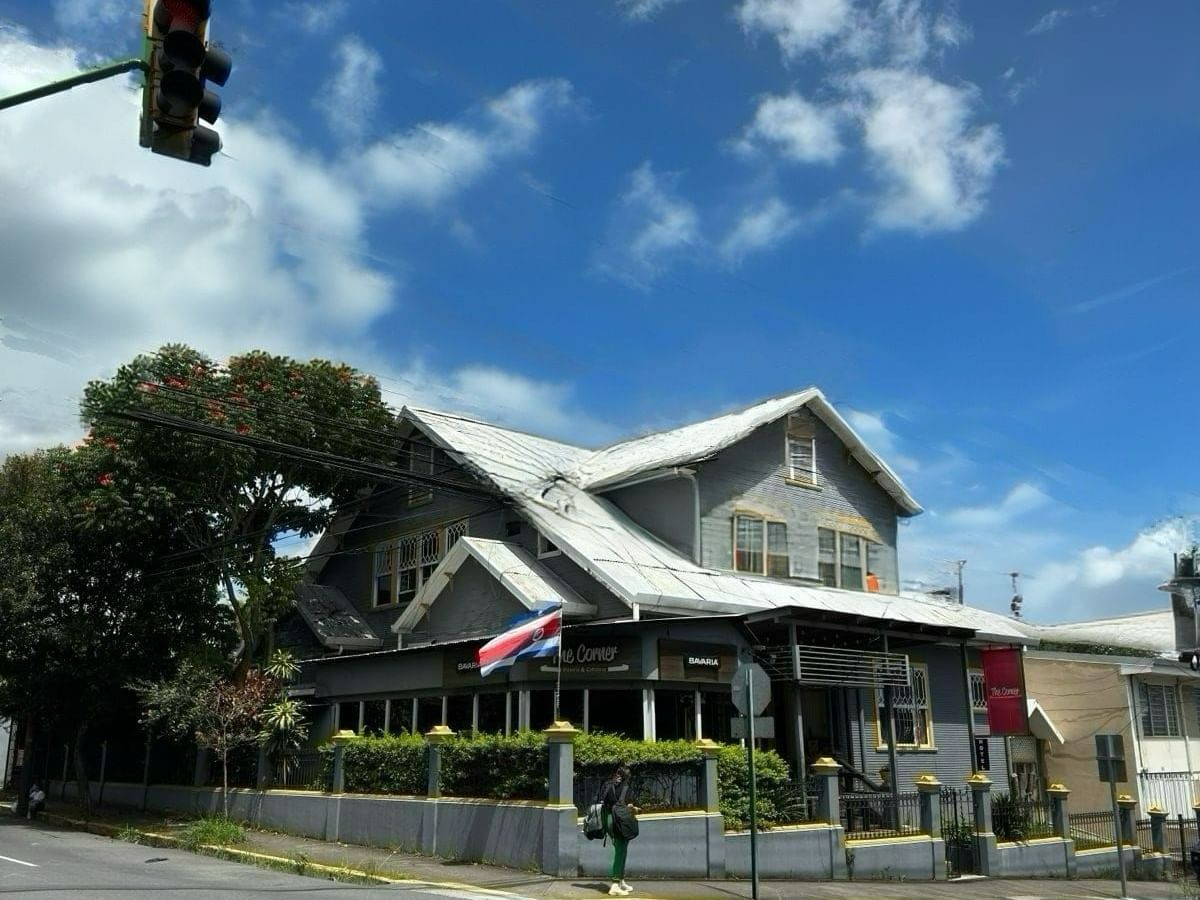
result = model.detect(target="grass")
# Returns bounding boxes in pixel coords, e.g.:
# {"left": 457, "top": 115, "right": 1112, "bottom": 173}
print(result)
{"left": 180, "top": 816, "right": 246, "bottom": 849}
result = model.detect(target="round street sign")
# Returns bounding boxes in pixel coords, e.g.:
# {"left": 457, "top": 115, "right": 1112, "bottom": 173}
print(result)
{"left": 732, "top": 661, "right": 771, "bottom": 716}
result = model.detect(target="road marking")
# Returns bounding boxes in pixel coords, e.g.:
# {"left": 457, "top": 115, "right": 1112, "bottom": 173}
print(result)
{"left": 0, "top": 854, "right": 38, "bottom": 868}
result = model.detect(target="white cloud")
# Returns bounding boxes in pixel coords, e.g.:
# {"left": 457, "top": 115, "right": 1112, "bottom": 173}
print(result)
{"left": 1028, "top": 8, "right": 1071, "bottom": 35}
{"left": 52, "top": 0, "right": 131, "bottom": 34}
{"left": 738, "top": 0, "right": 965, "bottom": 66}
{"left": 945, "top": 482, "right": 1052, "bottom": 529}
{"left": 736, "top": 92, "right": 844, "bottom": 163}
{"left": 618, "top": 0, "right": 688, "bottom": 21}
{"left": 594, "top": 162, "right": 701, "bottom": 289}
{"left": 0, "top": 30, "right": 591, "bottom": 458}
{"left": 737, "top": 0, "right": 855, "bottom": 61}
{"left": 848, "top": 69, "right": 1004, "bottom": 232}
{"left": 316, "top": 36, "right": 383, "bottom": 141}
{"left": 719, "top": 197, "right": 800, "bottom": 265}
{"left": 356, "top": 79, "right": 576, "bottom": 209}
{"left": 290, "top": 1, "right": 349, "bottom": 34}
{"left": 1028, "top": 518, "right": 1195, "bottom": 621}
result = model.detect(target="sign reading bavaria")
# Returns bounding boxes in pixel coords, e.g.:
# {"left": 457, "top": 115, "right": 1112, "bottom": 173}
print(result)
{"left": 980, "top": 647, "right": 1028, "bottom": 735}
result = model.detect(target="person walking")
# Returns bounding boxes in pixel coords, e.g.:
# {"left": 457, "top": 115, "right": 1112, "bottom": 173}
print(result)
{"left": 599, "top": 764, "right": 640, "bottom": 895}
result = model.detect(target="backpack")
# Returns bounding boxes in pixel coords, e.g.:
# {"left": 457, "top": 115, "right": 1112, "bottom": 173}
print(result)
{"left": 609, "top": 781, "right": 639, "bottom": 842}
{"left": 583, "top": 802, "right": 606, "bottom": 841}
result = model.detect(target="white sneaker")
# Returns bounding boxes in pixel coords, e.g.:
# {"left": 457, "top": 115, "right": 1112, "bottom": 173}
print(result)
{"left": 619, "top": 881, "right": 633, "bottom": 893}
{"left": 608, "top": 884, "right": 628, "bottom": 896}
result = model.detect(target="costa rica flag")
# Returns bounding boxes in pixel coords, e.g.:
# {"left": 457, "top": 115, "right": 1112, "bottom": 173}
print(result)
{"left": 476, "top": 603, "right": 562, "bottom": 677}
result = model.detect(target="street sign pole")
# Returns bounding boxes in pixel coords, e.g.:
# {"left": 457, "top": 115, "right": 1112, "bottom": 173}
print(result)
{"left": 1108, "top": 776, "right": 1128, "bottom": 899}
{"left": 746, "top": 667, "right": 759, "bottom": 900}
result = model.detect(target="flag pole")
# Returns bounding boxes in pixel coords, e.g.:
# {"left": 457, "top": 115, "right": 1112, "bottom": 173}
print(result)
{"left": 553, "top": 604, "right": 563, "bottom": 721}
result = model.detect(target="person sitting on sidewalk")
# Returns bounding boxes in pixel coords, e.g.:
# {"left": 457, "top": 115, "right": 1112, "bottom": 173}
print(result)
{"left": 599, "top": 765, "right": 640, "bottom": 896}
{"left": 27, "top": 783, "right": 46, "bottom": 818}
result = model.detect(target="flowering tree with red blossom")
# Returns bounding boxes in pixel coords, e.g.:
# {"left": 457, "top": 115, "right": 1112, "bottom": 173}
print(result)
{"left": 80, "top": 345, "right": 399, "bottom": 678}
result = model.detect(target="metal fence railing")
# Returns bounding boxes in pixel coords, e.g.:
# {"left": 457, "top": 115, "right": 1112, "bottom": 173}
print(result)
{"left": 841, "top": 791, "right": 924, "bottom": 841}
{"left": 271, "top": 750, "right": 329, "bottom": 791}
{"left": 1069, "top": 810, "right": 1117, "bottom": 851}
{"left": 1134, "top": 818, "right": 1155, "bottom": 853}
{"left": 940, "top": 788, "right": 980, "bottom": 876}
{"left": 1163, "top": 814, "right": 1198, "bottom": 868}
{"left": 992, "top": 795, "right": 1056, "bottom": 843}
{"left": 774, "top": 779, "right": 817, "bottom": 825}
{"left": 573, "top": 764, "right": 703, "bottom": 815}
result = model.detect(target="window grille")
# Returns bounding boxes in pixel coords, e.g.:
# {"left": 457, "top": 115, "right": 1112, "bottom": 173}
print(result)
{"left": 877, "top": 665, "right": 932, "bottom": 747}
{"left": 1140, "top": 682, "right": 1180, "bottom": 737}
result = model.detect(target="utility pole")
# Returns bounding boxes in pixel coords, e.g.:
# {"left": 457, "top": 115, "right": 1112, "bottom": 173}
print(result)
{"left": 954, "top": 560, "right": 967, "bottom": 605}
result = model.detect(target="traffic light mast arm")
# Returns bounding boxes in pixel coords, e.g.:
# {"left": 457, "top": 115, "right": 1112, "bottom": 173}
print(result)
{"left": 0, "top": 58, "right": 149, "bottom": 112}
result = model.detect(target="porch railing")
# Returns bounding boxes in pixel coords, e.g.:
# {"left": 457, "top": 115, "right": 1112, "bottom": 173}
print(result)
{"left": 841, "top": 791, "right": 924, "bottom": 841}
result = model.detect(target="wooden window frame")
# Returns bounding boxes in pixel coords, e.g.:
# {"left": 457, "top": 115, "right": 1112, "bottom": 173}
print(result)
{"left": 816, "top": 528, "right": 868, "bottom": 591}
{"left": 732, "top": 513, "right": 790, "bottom": 577}
{"left": 784, "top": 415, "right": 817, "bottom": 486}
{"left": 372, "top": 519, "right": 468, "bottom": 609}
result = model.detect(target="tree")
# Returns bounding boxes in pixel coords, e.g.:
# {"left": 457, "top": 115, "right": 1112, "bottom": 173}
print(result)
{"left": 80, "top": 345, "right": 399, "bottom": 676}
{"left": 0, "top": 446, "right": 223, "bottom": 813}
{"left": 135, "top": 652, "right": 303, "bottom": 817}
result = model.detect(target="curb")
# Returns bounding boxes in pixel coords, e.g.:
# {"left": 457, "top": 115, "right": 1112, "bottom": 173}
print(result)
{"left": 35, "top": 812, "right": 541, "bottom": 897}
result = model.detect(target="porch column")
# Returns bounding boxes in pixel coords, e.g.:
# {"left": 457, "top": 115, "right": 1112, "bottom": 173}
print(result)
{"left": 541, "top": 722, "right": 580, "bottom": 877}
{"left": 789, "top": 624, "right": 806, "bottom": 776}
{"left": 1117, "top": 794, "right": 1137, "bottom": 846}
{"left": 1148, "top": 805, "right": 1168, "bottom": 854}
{"left": 968, "top": 773, "right": 999, "bottom": 877}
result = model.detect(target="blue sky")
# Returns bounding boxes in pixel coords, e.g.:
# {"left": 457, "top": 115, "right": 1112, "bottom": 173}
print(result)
{"left": 0, "top": 0, "right": 1197, "bottom": 621}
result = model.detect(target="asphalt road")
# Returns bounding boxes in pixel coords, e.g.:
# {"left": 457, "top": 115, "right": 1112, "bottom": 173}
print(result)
{"left": 0, "top": 815, "right": 532, "bottom": 899}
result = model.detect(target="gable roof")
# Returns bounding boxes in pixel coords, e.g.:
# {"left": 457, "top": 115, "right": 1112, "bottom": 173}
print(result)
{"left": 392, "top": 536, "right": 598, "bottom": 633}
{"left": 397, "top": 397, "right": 1023, "bottom": 643}
{"left": 572, "top": 388, "right": 922, "bottom": 516}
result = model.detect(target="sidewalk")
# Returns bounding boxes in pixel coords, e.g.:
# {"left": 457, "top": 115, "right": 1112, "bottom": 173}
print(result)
{"left": 16, "top": 798, "right": 1198, "bottom": 900}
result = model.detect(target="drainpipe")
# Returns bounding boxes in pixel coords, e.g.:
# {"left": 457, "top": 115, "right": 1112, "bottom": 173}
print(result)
{"left": 676, "top": 468, "right": 702, "bottom": 564}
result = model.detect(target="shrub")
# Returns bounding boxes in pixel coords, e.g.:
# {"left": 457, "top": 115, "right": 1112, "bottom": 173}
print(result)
{"left": 441, "top": 731, "right": 548, "bottom": 800}
{"left": 338, "top": 733, "right": 427, "bottom": 795}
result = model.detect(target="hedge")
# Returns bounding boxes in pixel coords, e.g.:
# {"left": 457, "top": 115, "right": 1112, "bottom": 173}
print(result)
{"left": 326, "top": 730, "right": 795, "bottom": 829}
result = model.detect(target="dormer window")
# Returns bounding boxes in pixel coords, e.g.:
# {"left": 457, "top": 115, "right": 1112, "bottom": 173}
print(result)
{"left": 734, "top": 515, "right": 789, "bottom": 577}
{"left": 786, "top": 415, "right": 816, "bottom": 484}
{"left": 401, "top": 437, "right": 435, "bottom": 506}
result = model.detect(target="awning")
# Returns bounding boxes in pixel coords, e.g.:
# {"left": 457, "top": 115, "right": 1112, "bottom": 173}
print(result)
{"left": 1026, "top": 698, "right": 1065, "bottom": 746}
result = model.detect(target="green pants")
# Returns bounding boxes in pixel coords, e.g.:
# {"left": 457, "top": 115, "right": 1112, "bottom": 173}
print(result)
{"left": 603, "top": 810, "right": 628, "bottom": 880}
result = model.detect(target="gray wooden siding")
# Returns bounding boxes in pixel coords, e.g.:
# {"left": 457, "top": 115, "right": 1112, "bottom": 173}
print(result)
{"left": 603, "top": 476, "right": 696, "bottom": 562}
{"left": 698, "top": 410, "right": 900, "bottom": 591}
{"left": 853, "top": 645, "right": 1010, "bottom": 791}
{"left": 410, "top": 559, "right": 527, "bottom": 642}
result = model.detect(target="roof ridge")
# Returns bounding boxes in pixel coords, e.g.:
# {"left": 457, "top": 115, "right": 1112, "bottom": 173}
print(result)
{"left": 402, "top": 405, "right": 591, "bottom": 452}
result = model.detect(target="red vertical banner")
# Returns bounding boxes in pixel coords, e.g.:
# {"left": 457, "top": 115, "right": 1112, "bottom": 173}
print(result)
{"left": 981, "top": 647, "right": 1028, "bottom": 735}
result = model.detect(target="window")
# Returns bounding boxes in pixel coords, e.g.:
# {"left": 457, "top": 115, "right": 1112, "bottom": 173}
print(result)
{"left": 537, "top": 532, "right": 561, "bottom": 558}
{"left": 786, "top": 415, "right": 816, "bottom": 484}
{"left": 373, "top": 544, "right": 395, "bottom": 608}
{"left": 818, "top": 528, "right": 837, "bottom": 587}
{"left": 403, "top": 438, "right": 435, "bottom": 506}
{"left": 379, "top": 519, "right": 468, "bottom": 608}
{"left": 734, "top": 515, "right": 789, "bottom": 577}
{"left": 876, "top": 665, "right": 932, "bottom": 748}
{"left": 839, "top": 533, "right": 863, "bottom": 590}
{"left": 969, "top": 670, "right": 987, "bottom": 712}
{"left": 1139, "top": 682, "right": 1181, "bottom": 737}
{"left": 866, "top": 540, "right": 889, "bottom": 593}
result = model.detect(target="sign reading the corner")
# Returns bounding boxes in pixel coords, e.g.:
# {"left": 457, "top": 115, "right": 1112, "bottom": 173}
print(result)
{"left": 530, "top": 637, "right": 642, "bottom": 680}
{"left": 980, "top": 647, "right": 1028, "bottom": 736}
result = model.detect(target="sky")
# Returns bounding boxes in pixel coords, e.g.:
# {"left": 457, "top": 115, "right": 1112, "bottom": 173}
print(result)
{"left": 0, "top": 0, "right": 1197, "bottom": 624}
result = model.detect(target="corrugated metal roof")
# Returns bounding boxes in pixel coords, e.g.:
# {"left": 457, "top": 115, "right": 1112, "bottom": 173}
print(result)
{"left": 400, "top": 405, "right": 1019, "bottom": 642}
{"left": 1021, "top": 609, "right": 1175, "bottom": 654}
{"left": 295, "top": 584, "right": 383, "bottom": 649}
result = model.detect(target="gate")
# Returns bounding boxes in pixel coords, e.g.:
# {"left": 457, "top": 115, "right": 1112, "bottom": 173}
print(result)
{"left": 941, "top": 787, "right": 979, "bottom": 877}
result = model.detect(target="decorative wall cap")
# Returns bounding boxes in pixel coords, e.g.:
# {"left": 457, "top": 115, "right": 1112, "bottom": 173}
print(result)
{"left": 330, "top": 729, "right": 359, "bottom": 745}
{"left": 1045, "top": 783, "right": 1070, "bottom": 796}
{"left": 695, "top": 738, "right": 721, "bottom": 758}
{"left": 543, "top": 721, "right": 580, "bottom": 742}
{"left": 425, "top": 725, "right": 456, "bottom": 744}
{"left": 966, "top": 773, "right": 993, "bottom": 788}
{"left": 1147, "top": 804, "right": 1167, "bottom": 815}
{"left": 810, "top": 756, "right": 841, "bottom": 775}
{"left": 914, "top": 773, "right": 942, "bottom": 789}
{"left": 1116, "top": 794, "right": 1136, "bottom": 808}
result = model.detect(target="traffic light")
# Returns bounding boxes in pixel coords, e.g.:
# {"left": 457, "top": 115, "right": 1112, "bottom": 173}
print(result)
{"left": 141, "top": 0, "right": 232, "bottom": 166}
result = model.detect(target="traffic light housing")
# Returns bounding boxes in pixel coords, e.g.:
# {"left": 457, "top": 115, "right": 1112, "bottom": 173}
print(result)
{"left": 141, "top": 0, "right": 232, "bottom": 166}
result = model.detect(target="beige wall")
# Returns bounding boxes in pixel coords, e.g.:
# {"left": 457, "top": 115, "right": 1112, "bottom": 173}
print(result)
{"left": 1024, "top": 655, "right": 1137, "bottom": 813}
